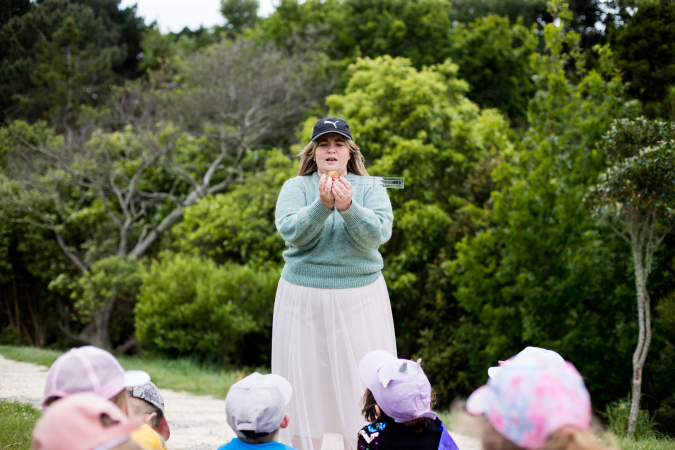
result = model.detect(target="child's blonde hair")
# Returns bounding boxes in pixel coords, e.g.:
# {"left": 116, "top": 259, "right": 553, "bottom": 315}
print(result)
{"left": 44, "top": 388, "right": 131, "bottom": 417}
{"left": 460, "top": 413, "right": 615, "bottom": 450}
{"left": 109, "top": 389, "right": 131, "bottom": 417}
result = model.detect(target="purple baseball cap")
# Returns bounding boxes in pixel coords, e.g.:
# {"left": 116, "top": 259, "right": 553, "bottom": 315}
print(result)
{"left": 42, "top": 346, "right": 150, "bottom": 411}
{"left": 467, "top": 358, "right": 591, "bottom": 450}
{"left": 358, "top": 350, "right": 436, "bottom": 423}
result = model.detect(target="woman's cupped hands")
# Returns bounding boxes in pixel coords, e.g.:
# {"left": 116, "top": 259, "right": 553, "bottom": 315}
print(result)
{"left": 319, "top": 174, "right": 353, "bottom": 212}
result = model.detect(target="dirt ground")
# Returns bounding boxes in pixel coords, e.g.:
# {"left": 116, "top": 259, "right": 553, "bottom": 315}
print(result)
{"left": 0, "top": 355, "right": 480, "bottom": 450}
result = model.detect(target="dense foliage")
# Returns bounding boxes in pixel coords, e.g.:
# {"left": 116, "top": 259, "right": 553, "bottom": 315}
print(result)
{"left": 135, "top": 254, "right": 279, "bottom": 364}
{"left": 1, "top": 0, "right": 675, "bottom": 431}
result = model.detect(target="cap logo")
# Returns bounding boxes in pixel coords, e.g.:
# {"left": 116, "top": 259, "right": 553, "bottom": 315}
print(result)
{"left": 324, "top": 120, "right": 339, "bottom": 128}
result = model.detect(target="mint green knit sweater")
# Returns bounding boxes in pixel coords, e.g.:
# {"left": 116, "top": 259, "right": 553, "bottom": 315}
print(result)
{"left": 275, "top": 172, "right": 394, "bottom": 289}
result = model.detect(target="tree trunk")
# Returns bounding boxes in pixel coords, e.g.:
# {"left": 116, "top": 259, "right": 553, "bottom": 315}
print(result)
{"left": 2, "top": 283, "right": 15, "bottom": 329}
{"left": 92, "top": 298, "right": 116, "bottom": 349}
{"left": 627, "top": 217, "right": 653, "bottom": 437}
{"left": 10, "top": 265, "right": 20, "bottom": 332}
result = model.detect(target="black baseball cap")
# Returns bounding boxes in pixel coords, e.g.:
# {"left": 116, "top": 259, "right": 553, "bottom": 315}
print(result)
{"left": 311, "top": 116, "right": 352, "bottom": 142}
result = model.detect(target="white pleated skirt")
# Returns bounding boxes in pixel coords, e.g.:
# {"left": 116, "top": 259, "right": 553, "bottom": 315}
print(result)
{"left": 272, "top": 275, "right": 397, "bottom": 450}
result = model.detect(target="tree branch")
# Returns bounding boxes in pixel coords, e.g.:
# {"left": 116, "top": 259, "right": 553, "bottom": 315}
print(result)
{"left": 58, "top": 320, "right": 93, "bottom": 345}
{"left": 55, "top": 231, "right": 88, "bottom": 274}
{"left": 603, "top": 218, "right": 630, "bottom": 244}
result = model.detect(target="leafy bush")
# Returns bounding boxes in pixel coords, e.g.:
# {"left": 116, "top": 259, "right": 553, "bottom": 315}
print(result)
{"left": 135, "top": 253, "right": 279, "bottom": 363}
{"left": 604, "top": 396, "right": 660, "bottom": 439}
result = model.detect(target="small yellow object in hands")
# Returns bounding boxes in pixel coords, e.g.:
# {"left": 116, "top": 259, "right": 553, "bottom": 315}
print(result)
{"left": 325, "top": 171, "right": 341, "bottom": 179}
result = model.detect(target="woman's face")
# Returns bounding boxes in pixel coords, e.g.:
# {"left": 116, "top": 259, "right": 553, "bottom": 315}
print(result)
{"left": 314, "top": 133, "right": 351, "bottom": 175}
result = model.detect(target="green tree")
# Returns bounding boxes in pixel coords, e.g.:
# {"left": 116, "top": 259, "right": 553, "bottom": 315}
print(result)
{"left": 23, "top": 17, "right": 118, "bottom": 133}
{"left": 0, "top": 0, "right": 32, "bottom": 26}
{"left": 221, "top": 0, "right": 259, "bottom": 34}
{"left": 0, "top": 37, "right": 320, "bottom": 349}
{"left": 447, "top": 14, "right": 537, "bottom": 126}
{"left": 588, "top": 117, "right": 675, "bottom": 436}
{"left": 610, "top": 1, "right": 675, "bottom": 119}
{"left": 449, "top": 0, "right": 614, "bottom": 49}
{"left": 137, "top": 24, "right": 218, "bottom": 73}
{"left": 258, "top": 0, "right": 454, "bottom": 67}
{"left": 0, "top": 208, "right": 72, "bottom": 348}
{"left": 417, "top": 1, "right": 642, "bottom": 405}
{"left": 324, "top": 54, "right": 514, "bottom": 356}
{"left": 0, "top": 0, "right": 145, "bottom": 120}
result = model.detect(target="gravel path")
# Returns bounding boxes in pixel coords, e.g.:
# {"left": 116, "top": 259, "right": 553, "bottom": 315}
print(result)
{"left": 0, "top": 355, "right": 479, "bottom": 450}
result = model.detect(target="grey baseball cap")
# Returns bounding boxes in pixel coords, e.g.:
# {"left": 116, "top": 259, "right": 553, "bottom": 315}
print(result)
{"left": 225, "top": 373, "right": 292, "bottom": 439}
{"left": 130, "top": 381, "right": 165, "bottom": 413}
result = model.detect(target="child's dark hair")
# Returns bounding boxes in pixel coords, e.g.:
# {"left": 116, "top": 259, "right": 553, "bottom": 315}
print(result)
{"left": 361, "top": 388, "right": 437, "bottom": 434}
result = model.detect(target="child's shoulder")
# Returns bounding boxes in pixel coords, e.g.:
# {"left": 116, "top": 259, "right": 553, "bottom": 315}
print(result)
{"left": 217, "top": 439, "right": 297, "bottom": 450}
{"left": 358, "top": 422, "right": 387, "bottom": 446}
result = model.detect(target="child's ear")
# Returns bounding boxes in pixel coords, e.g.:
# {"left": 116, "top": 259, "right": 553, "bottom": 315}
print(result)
{"left": 280, "top": 413, "right": 290, "bottom": 429}
{"left": 374, "top": 405, "right": 382, "bottom": 419}
{"left": 143, "top": 412, "right": 157, "bottom": 426}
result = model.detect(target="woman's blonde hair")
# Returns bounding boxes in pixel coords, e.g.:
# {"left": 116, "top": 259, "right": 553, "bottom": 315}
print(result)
{"left": 459, "top": 413, "right": 614, "bottom": 450}
{"left": 296, "top": 135, "right": 369, "bottom": 176}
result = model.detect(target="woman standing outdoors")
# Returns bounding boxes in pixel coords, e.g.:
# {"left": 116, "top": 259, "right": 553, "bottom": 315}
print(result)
{"left": 272, "top": 117, "right": 397, "bottom": 450}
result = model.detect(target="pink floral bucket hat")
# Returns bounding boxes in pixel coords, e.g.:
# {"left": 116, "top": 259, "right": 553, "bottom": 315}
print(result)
{"left": 467, "top": 357, "right": 591, "bottom": 450}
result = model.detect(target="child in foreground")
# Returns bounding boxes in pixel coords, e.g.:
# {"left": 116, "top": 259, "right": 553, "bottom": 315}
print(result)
{"left": 128, "top": 381, "right": 170, "bottom": 449}
{"left": 357, "top": 350, "right": 459, "bottom": 450}
{"left": 219, "top": 372, "right": 297, "bottom": 450}
{"left": 33, "top": 393, "right": 143, "bottom": 450}
{"left": 42, "top": 345, "right": 150, "bottom": 413}
{"left": 465, "top": 357, "right": 611, "bottom": 450}
{"left": 41, "top": 345, "right": 169, "bottom": 450}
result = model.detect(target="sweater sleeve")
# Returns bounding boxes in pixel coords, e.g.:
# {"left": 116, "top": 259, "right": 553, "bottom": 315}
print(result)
{"left": 340, "top": 186, "right": 393, "bottom": 252}
{"left": 275, "top": 178, "right": 334, "bottom": 250}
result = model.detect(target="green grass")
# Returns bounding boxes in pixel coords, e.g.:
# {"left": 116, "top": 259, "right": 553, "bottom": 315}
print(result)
{"left": 0, "top": 398, "right": 41, "bottom": 450}
{"left": 0, "top": 345, "right": 62, "bottom": 368}
{"left": 615, "top": 436, "right": 675, "bottom": 450}
{"left": 435, "top": 410, "right": 455, "bottom": 430}
{"left": 116, "top": 354, "right": 243, "bottom": 398}
{"left": 0, "top": 345, "right": 251, "bottom": 399}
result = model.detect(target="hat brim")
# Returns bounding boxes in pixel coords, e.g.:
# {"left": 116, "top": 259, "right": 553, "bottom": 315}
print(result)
{"left": 466, "top": 385, "right": 489, "bottom": 416}
{"left": 311, "top": 130, "right": 352, "bottom": 142}
{"left": 123, "top": 370, "right": 151, "bottom": 387}
{"left": 156, "top": 415, "right": 170, "bottom": 441}
{"left": 358, "top": 350, "right": 398, "bottom": 391}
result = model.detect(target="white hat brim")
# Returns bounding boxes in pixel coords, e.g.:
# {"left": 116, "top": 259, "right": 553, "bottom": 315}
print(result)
{"left": 123, "top": 370, "right": 151, "bottom": 387}
{"left": 358, "top": 350, "right": 398, "bottom": 391}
